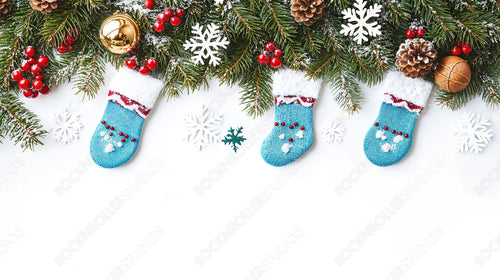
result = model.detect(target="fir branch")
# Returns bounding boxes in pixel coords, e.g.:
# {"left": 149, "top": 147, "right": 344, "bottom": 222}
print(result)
{"left": 333, "top": 52, "right": 356, "bottom": 111}
{"left": 310, "top": 53, "right": 334, "bottom": 78}
{"left": 231, "top": 4, "right": 253, "bottom": 32}
{"left": 350, "top": 41, "right": 369, "bottom": 73}
{"left": 421, "top": 0, "right": 450, "bottom": 31}
{"left": 166, "top": 51, "right": 192, "bottom": 88}
{"left": 5, "top": 37, "right": 20, "bottom": 87}
{"left": 79, "top": 50, "right": 98, "bottom": 94}
{"left": 385, "top": 0, "right": 403, "bottom": 18}
{"left": 0, "top": 93, "right": 46, "bottom": 150}
{"left": 221, "top": 43, "right": 251, "bottom": 82}
{"left": 479, "top": 73, "right": 500, "bottom": 105}
{"left": 371, "top": 37, "right": 385, "bottom": 67}
{"left": 45, "top": 5, "right": 77, "bottom": 45}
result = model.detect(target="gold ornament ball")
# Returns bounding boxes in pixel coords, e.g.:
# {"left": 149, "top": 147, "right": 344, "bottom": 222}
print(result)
{"left": 99, "top": 13, "right": 140, "bottom": 54}
{"left": 434, "top": 55, "right": 471, "bottom": 93}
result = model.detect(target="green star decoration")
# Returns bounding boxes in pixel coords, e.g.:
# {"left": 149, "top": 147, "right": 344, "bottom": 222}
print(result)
{"left": 222, "top": 127, "right": 247, "bottom": 152}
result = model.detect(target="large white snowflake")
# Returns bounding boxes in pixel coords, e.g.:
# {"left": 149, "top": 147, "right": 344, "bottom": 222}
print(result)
{"left": 183, "top": 23, "right": 229, "bottom": 66}
{"left": 320, "top": 119, "right": 346, "bottom": 143}
{"left": 184, "top": 105, "right": 223, "bottom": 150}
{"left": 51, "top": 109, "right": 83, "bottom": 144}
{"left": 340, "top": 0, "right": 382, "bottom": 44}
{"left": 451, "top": 112, "right": 493, "bottom": 153}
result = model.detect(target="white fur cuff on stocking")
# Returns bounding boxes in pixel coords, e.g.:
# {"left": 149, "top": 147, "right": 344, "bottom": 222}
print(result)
{"left": 108, "top": 68, "right": 164, "bottom": 118}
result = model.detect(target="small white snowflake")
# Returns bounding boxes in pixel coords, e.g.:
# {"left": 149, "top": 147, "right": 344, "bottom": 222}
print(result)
{"left": 451, "top": 112, "right": 493, "bottom": 153}
{"left": 320, "top": 119, "right": 346, "bottom": 143}
{"left": 51, "top": 109, "right": 83, "bottom": 144}
{"left": 340, "top": 0, "right": 382, "bottom": 44}
{"left": 184, "top": 23, "right": 229, "bottom": 66}
{"left": 214, "top": 0, "right": 225, "bottom": 5}
{"left": 184, "top": 105, "right": 223, "bottom": 150}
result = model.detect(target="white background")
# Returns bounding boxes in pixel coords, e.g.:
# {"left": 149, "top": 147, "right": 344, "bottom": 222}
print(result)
{"left": 1, "top": 67, "right": 499, "bottom": 280}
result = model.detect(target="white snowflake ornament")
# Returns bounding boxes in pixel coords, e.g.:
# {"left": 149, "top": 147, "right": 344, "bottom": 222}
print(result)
{"left": 340, "top": 0, "right": 382, "bottom": 44}
{"left": 184, "top": 105, "right": 223, "bottom": 150}
{"left": 451, "top": 112, "right": 493, "bottom": 153}
{"left": 320, "top": 119, "right": 346, "bottom": 143}
{"left": 184, "top": 23, "right": 229, "bottom": 66}
{"left": 51, "top": 109, "right": 83, "bottom": 144}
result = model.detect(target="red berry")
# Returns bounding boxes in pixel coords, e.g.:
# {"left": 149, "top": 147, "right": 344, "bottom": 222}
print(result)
{"left": 37, "top": 56, "right": 49, "bottom": 67}
{"left": 288, "top": 138, "right": 293, "bottom": 142}
{"left": 462, "top": 43, "right": 472, "bottom": 54}
{"left": 65, "top": 35, "right": 76, "bottom": 45}
{"left": 294, "top": 122, "right": 298, "bottom": 126}
{"left": 274, "top": 48, "right": 283, "bottom": 58}
{"left": 30, "top": 64, "right": 42, "bottom": 75}
{"left": 383, "top": 126, "right": 388, "bottom": 130}
{"left": 164, "top": 8, "right": 174, "bottom": 17}
{"left": 57, "top": 43, "right": 67, "bottom": 54}
{"left": 119, "top": 132, "right": 124, "bottom": 136}
{"left": 281, "top": 122, "right": 285, "bottom": 126}
{"left": 23, "top": 89, "right": 34, "bottom": 98}
{"left": 27, "top": 57, "right": 36, "bottom": 65}
{"left": 391, "top": 130, "right": 396, "bottom": 134}
{"left": 131, "top": 138, "right": 136, "bottom": 142}
{"left": 417, "top": 27, "right": 425, "bottom": 37}
{"left": 121, "top": 138, "right": 126, "bottom": 142}
{"left": 21, "top": 61, "right": 30, "bottom": 71}
{"left": 109, "top": 132, "right": 113, "bottom": 136}
{"left": 274, "top": 122, "right": 278, "bottom": 126}
{"left": 451, "top": 46, "right": 462, "bottom": 55}
{"left": 300, "top": 126, "right": 305, "bottom": 130}
{"left": 144, "top": 0, "right": 155, "bottom": 9}
{"left": 126, "top": 59, "right": 137, "bottom": 69}
{"left": 25, "top": 46, "right": 35, "bottom": 58}
{"left": 146, "top": 58, "right": 158, "bottom": 70}
{"left": 170, "top": 16, "right": 181, "bottom": 27}
{"left": 405, "top": 29, "right": 416, "bottom": 39}
{"left": 175, "top": 8, "right": 186, "bottom": 17}
{"left": 270, "top": 57, "right": 282, "bottom": 68}
{"left": 39, "top": 85, "right": 50, "bottom": 95}
{"left": 157, "top": 12, "right": 168, "bottom": 23}
{"left": 18, "top": 79, "right": 30, "bottom": 90}
{"left": 11, "top": 70, "right": 23, "bottom": 81}
{"left": 31, "top": 90, "right": 39, "bottom": 98}
{"left": 67, "top": 45, "right": 74, "bottom": 52}
{"left": 125, "top": 134, "right": 129, "bottom": 138}
{"left": 35, "top": 74, "right": 44, "bottom": 80}
{"left": 374, "top": 122, "right": 379, "bottom": 126}
{"left": 456, "top": 40, "right": 462, "bottom": 47}
{"left": 257, "top": 53, "right": 270, "bottom": 64}
{"left": 139, "top": 66, "right": 150, "bottom": 75}
{"left": 32, "top": 80, "right": 43, "bottom": 91}
{"left": 153, "top": 21, "right": 165, "bottom": 32}
{"left": 404, "top": 133, "right": 409, "bottom": 138}
{"left": 265, "top": 42, "right": 276, "bottom": 52}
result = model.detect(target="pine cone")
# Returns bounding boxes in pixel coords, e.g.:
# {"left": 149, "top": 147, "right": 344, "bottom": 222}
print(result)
{"left": 0, "top": 0, "right": 12, "bottom": 21}
{"left": 291, "top": 0, "right": 325, "bottom": 26}
{"left": 396, "top": 38, "right": 438, "bottom": 79}
{"left": 30, "top": 0, "right": 62, "bottom": 14}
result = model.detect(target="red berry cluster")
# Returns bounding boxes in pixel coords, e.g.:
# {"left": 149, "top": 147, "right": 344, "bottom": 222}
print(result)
{"left": 126, "top": 57, "right": 158, "bottom": 75}
{"left": 153, "top": 7, "right": 185, "bottom": 32}
{"left": 451, "top": 40, "right": 472, "bottom": 55}
{"left": 12, "top": 46, "right": 50, "bottom": 98}
{"left": 257, "top": 42, "right": 282, "bottom": 68}
{"left": 405, "top": 20, "right": 426, "bottom": 39}
{"left": 57, "top": 30, "right": 79, "bottom": 54}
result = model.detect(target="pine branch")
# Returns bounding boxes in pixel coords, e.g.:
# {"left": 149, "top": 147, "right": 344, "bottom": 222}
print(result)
{"left": 0, "top": 93, "right": 47, "bottom": 150}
